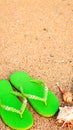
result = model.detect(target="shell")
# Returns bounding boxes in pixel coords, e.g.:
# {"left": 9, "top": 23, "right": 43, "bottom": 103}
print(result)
{"left": 56, "top": 82, "right": 73, "bottom": 103}
{"left": 63, "top": 92, "right": 73, "bottom": 103}
{"left": 57, "top": 106, "right": 73, "bottom": 127}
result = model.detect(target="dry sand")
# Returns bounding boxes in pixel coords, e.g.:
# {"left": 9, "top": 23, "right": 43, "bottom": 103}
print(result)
{"left": 0, "top": 0, "right": 73, "bottom": 130}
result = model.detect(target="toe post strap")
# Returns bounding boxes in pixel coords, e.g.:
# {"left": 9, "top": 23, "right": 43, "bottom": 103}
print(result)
{"left": 20, "top": 79, "right": 48, "bottom": 105}
{"left": 0, "top": 91, "right": 27, "bottom": 118}
{"left": 31, "top": 79, "right": 48, "bottom": 105}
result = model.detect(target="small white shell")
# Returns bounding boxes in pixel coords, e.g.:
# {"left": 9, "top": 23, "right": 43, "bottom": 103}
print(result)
{"left": 57, "top": 106, "right": 73, "bottom": 127}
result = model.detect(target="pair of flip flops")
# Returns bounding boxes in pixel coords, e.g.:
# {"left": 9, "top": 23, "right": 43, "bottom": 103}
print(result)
{"left": 0, "top": 71, "right": 59, "bottom": 130}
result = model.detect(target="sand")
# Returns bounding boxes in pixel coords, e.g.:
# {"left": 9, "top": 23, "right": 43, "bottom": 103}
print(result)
{"left": 0, "top": 0, "right": 73, "bottom": 130}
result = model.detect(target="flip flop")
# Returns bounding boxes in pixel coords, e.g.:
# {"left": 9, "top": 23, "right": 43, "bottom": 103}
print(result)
{"left": 10, "top": 71, "right": 59, "bottom": 117}
{"left": 0, "top": 80, "right": 33, "bottom": 130}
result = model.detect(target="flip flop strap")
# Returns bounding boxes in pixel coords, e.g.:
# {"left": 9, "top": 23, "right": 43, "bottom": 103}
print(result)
{"left": 0, "top": 97, "right": 27, "bottom": 118}
{"left": 21, "top": 79, "right": 48, "bottom": 105}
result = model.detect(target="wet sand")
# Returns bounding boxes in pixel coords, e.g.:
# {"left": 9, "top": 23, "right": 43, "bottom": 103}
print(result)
{"left": 0, "top": 0, "right": 73, "bottom": 130}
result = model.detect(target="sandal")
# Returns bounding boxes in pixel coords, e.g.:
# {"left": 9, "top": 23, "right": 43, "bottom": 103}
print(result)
{"left": 10, "top": 71, "right": 59, "bottom": 117}
{"left": 0, "top": 80, "right": 33, "bottom": 130}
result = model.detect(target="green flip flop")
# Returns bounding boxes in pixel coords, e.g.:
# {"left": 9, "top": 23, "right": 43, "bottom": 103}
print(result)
{"left": 10, "top": 71, "right": 59, "bottom": 117}
{"left": 0, "top": 80, "right": 33, "bottom": 130}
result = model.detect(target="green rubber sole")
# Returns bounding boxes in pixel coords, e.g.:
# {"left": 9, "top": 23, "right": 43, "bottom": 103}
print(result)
{"left": 0, "top": 80, "right": 33, "bottom": 130}
{"left": 10, "top": 71, "right": 59, "bottom": 117}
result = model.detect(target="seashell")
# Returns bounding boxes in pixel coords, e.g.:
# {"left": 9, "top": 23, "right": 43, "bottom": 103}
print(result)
{"left": 63, "top": 91, "right": 73, "bottom": 103}
{"left": 57, "top": 106, "right": 73, "bottom": 127}
{"left": 56, "top": 82, "right": 73, "bottom": 104}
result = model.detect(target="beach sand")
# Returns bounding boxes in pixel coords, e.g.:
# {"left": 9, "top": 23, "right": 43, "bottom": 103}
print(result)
{"left": 0, "top": 0, "right": 73, "bottom": 130}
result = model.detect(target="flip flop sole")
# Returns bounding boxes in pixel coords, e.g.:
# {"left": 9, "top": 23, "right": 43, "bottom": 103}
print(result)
{"left": 0, "top": 80, "right": 33, "bottom": 130}
{"left": 10, "top": 71, "right": 59, "bottom": 117}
